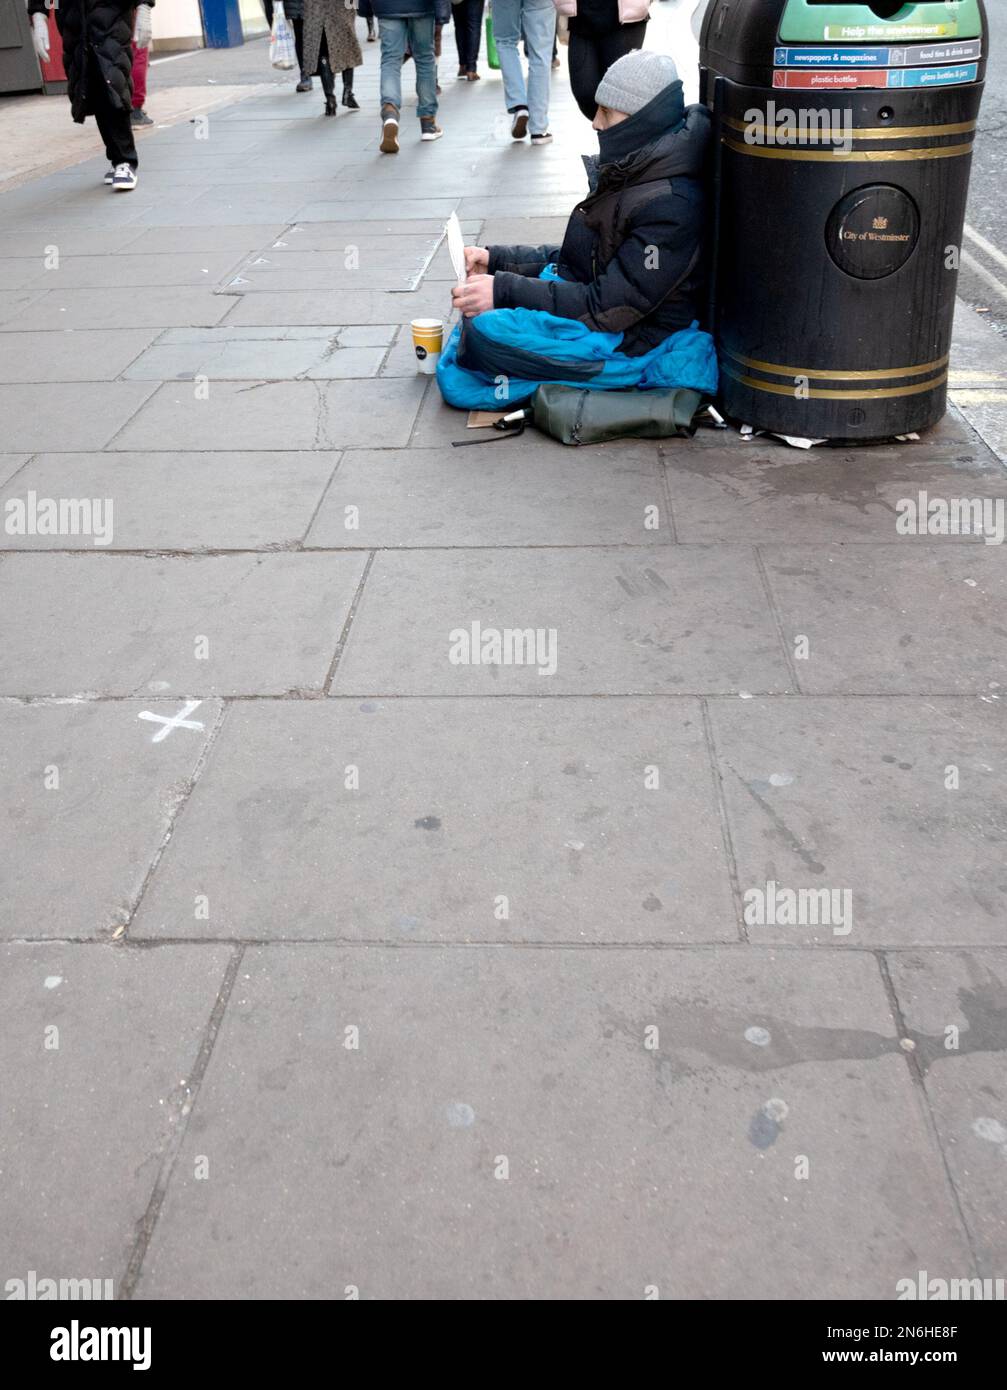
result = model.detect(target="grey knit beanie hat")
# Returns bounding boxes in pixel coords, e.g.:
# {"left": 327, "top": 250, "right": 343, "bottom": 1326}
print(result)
{"left": 595, "top": 50, "right": 680, "bottom": 117}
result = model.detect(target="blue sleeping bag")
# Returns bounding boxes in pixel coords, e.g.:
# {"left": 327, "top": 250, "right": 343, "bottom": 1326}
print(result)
{"left": 436, "top": 268, "right": 719, "bottom": 412}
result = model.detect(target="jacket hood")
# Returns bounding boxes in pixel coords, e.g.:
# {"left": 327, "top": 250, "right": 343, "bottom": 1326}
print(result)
{"left": 585, "top": 98, "right": 711, "bottom": 194}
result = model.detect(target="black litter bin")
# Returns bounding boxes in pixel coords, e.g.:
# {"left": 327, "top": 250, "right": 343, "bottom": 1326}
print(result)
{"left": 700, "top": 0, "right": 989, "bottom": 440}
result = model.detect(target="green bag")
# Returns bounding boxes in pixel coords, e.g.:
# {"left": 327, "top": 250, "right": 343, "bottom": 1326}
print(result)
{"left": 485, "top": 15, "right": 500, "bottom": 70}
{"left": 531, "top": 385, "right": 704, "bottom": 446}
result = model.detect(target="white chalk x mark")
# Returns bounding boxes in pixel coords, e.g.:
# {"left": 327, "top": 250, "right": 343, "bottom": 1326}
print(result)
{"left": 138, "top": 700, "right": 204, "bottom": 743}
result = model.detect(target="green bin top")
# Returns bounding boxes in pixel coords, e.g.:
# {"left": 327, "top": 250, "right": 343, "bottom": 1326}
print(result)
{"left": 780, "top": 1, "right": 983, "bottom": 44}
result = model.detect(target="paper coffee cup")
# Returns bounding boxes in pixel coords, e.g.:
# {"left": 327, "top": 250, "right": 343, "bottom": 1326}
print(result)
{"left": 412, "top": 317, "right": 444, "bottom": 375}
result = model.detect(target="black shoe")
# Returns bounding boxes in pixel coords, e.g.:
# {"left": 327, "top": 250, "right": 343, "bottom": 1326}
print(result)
{"left": 130, "top": 107, "right": 154, "bottom": 127}
{"left": 296, "top": 76, "right": 312, "bottom": 92}
{"left": 324, "top": 95, "right": 337, "bottom": 116}
{"left": 343, "top": 86, "right": 360, "bottom": 110}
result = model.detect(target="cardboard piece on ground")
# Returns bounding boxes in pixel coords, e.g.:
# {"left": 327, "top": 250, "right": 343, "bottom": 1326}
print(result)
{"left": 467, "top": 411, "right": 509, "bottom": 429}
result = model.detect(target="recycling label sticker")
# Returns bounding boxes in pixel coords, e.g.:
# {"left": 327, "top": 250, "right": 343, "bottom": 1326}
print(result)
{"left": 773, "top": 41, "right": 982, "bottom": 69}
{"left": 772, "top": 62, "right": 979, "bottom": 90}
{"left": 824, "top": 23, "right": 958, "bottom": 42}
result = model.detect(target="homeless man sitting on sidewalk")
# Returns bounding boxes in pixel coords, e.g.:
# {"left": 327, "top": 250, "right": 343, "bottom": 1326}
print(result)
{"left": 437, "top": 49, "right": 718, "bottom": 411}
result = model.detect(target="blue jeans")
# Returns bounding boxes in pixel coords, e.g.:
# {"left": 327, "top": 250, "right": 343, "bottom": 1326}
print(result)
{"left": 492, "top": 0, "right": 556, "bottom": 135}
{"left": 379, "top": 16, "right": 439, "bottom": 120}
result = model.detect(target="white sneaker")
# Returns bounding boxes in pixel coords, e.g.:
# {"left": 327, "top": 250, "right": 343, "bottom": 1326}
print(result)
{"left": 511, "top": 108, "right": 529, "bottom": 140}
{"left": 103, "top": 166, "right": 115, "bottom": 185}
{"left": 380, "top": 114, "right": 400, "bottom": 154}
{"left": 530, "top": 132, "right": 553, "bottom": 146}
{"left": 111, "top": 163, "right": 137, "bottom": 191}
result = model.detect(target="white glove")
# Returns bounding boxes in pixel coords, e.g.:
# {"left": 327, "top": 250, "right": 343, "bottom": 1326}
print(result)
{"left": 134, "top": 3, "right": 153, "bottom": 48}
{"left": 32, "top": 12, "right": 50, "bottom": 63}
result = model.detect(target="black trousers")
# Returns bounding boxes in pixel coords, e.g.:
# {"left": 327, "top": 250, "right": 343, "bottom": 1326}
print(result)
{"left": 291, "top": 14, "right": 305, "bottom": 74}
{"left": 454, "top": 0, "right": 484, "bottom": 71}
{"left": 315, "top": 35, "right": 354, "bottom": 95}
{"left": 87, "top": 52, "right": 138, "bottom": 167}
{"left": 568, "top": 19, "right": 648, "bottom": 120}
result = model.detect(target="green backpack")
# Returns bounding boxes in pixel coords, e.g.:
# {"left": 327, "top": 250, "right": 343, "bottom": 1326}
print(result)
{"left": 531, "top": 385, "right": 704, "bottom": 446}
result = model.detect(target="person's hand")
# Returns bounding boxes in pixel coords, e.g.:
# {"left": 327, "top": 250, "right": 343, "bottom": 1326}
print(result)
{"left": 452, "top": 274, "right": 495, "bottom": 318}
{"left": 464, "top": 246, "right": 490, "bottom": 277}
{"left": 32, "top": 12, "right": 50, "bottom": 63}
{"left": 134, "top": 3, "right": 153, "bottom": 48}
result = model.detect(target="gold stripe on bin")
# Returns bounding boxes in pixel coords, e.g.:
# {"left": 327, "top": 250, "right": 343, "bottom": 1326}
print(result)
{"left": 722, "top": 137, "right": 974, "bottom": 162}
{"left": 722, "top": 350, "right": 951, "bottom": 383}
{"left": 722, "top": 364, "right": 949, "bottom": 401}
{"left": 723, "top": 116, "right": 977, "bottom": 141}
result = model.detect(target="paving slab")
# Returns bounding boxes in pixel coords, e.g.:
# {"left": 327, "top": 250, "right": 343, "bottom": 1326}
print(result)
{"left": 0, "top": 286, "right": 234, "bottom": 331}
{"left": 676, "top": 405, "right": 984, "bottom": 453}
{"left": 122, "top": 225, "right": 288, "bottom": 254}
{"left": 276, "top": 221, "right": 481, "bottom": 248}
{"left": 227, "top": 238, "right": 442, "bottom": 294}
{"left": 0, "top": 228, "right": 146, "bottom": 257}
{"left": 0, "top": 328, "right": 159, "bottom": 384}
{"left": 0, "top": 452, "right": 338, "bottom": 550}
{"left": 305, "top": 444, "right": 665, "bottom": 548}
{"left": 223, "top": 285, "right": 448, "bottom": 327}
{"left": 132, "top": 697, "right": 736, "bottom": 943}
{"left": 0, "top": 455, "right": 30, "bottom": 488}
{"left": 887, "top": 949, "right": 1007, "bottom": 1277}
{"left": 0, "top": 382, "right": 156, "bottom": 451}
{"left": 0, "top": 554, "right": 367, "bottom": 696}
{"left": 295, "top": 199, "right": 461, "bottom": 223}
{"left": 480, "top": 218, "right": 568, "bottom": 246}
{"left": 111, "top": 377, "right": 425, "bottom": 450}
{"left": 23, "top": 251, "right": 247, "bottom": 290}
{"left": 949, "top": 389, "right": 1007, "bottom": 467}
{"left": 709, "top": 697, "right": 1007, "bottom": 947}
{"left": 0, "top": 289, "right": 46, "bottom": 327}
{"left": 0, "top": 259, "right": 53, "bottom": 291}
{"left": 761, "top": 545, "right": 1007, "bottom": 695}
{"left": 134, "top": 946, "right": 971, "bottom": 1299}
{"left": 334, "top": 547, "right": 792, "bottom": 695}
{"left": 457, "top": 195, "right": 590, "bottom": 219}
{"left": 666, "top": 446, "right": 1007, "bottom": 544}
{"left": 0, "top": 940, "right": 231, "bottom": 1285}
{"left": 0, "top": 699, "right": 221, "bottom": 939}
{"left": 122, "top": 330, "right": 385, "bottom": 382}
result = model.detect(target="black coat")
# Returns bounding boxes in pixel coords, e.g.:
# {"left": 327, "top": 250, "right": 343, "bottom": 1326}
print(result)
{"left": 28, "top": 0, "right": 151, "bottom": 123}
{"left": 487, "top": 88, "right": 710, "bottom": 356}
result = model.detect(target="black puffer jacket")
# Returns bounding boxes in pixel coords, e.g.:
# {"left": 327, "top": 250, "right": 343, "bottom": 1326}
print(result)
{"left": 487, "top": 83, "right": 710, "bottom": 356}
{"left": 28, "top": 0, "right": 152, "bottom": 123}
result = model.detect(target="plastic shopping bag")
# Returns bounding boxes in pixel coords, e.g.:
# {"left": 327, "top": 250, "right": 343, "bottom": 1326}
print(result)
{"left": 270, "top": 5, "right": 297, "bottom": 70}
{"left": 485, "top": 13, "right": 500, "bottom": 71}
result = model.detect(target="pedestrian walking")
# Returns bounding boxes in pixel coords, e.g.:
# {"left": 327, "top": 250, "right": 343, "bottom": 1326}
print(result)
{"left": 374, "top": 0, "right": 442, "bottom": 152}
{"left": 358, "top": 0, "right": 378, "bottom": 40}
{"left": 275, "top": 0, "right": 312, "bottom": 90}
{"left": 131, "top": 25, "right": 154, "bottom": 127}
{"left": 555, "top": 0, "right": 650, "bottom": 122}
{"left": 452, "top": 0, "right": 484, "bottom": 80}
{"left": 28, "top": 0, "right": 151, "bottom": 191}
{"left": 494, "top": 0, "right": 556, "bottom": 144}
{"left": 303, "top": 0, "right": 364, "bottom": 115}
